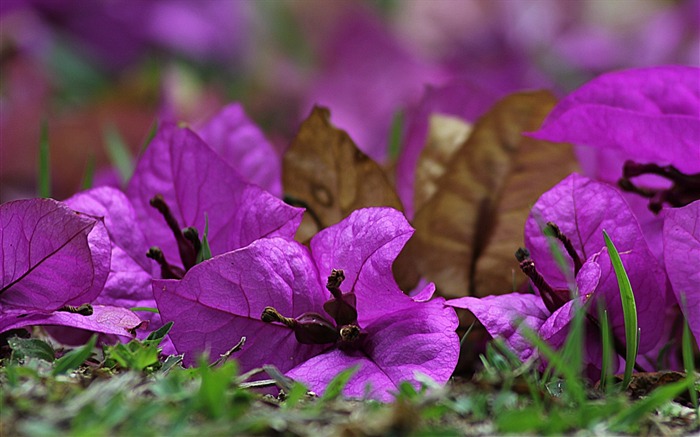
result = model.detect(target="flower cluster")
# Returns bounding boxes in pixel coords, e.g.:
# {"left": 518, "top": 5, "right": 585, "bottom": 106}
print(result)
{"left": 1, "top": 104, "right": 459, "bottom": 400}
{"left": 448, "top": 66, "right": 700, "bottom": 377}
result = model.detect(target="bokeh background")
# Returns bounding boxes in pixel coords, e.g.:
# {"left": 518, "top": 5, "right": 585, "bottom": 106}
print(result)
{"left": 1, "top": 0, "right": 698, "bottom": 202}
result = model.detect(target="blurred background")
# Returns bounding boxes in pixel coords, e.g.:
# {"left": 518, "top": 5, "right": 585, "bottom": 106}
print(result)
{"left": 1, "top": 0, "right": 698, "bottom": 202}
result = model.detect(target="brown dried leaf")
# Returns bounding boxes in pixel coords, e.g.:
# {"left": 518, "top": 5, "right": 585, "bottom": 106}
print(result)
{"left": 413, "top": 114, "right": 473, "bottom": 212}
{"left": 283, "top": 106, "right": 403, "bottom": 242}
{"left": 394, "top": 91, "right": 579, "bottom": 298}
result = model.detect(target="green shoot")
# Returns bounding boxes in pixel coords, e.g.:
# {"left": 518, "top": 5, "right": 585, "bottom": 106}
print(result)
{"left": 681, "top": 300, "right": 698, "bottom": 420}
{"left": 52, "top": 335, "right": 97, "bottom": 376}
{"left": 597, "top": 305, "right": 614, "bottom": 394}
{"left": 80, "top": 155, "right": 95, "bottom": 190}
{"left": 319, "top": 366, "right": 359, "bottom": 404}
{"left": 283, "top": 382, "right": 310, "bottom": 408}
{"left": 130, "top": 307, "right": 159, "bottom": 313}
{"left": 610, "top": 376, "right": 694, "bottom": 432}
{"left": 38, "top": 119, "right": 51, "bottom": 198}
{"left": 603, "top": 230, "right": 638, "bottom": 389}
{"left": 137, "top": 119, "right": 159, "bottom": 158}
{"left": 103, "top": 124, "right": 133, "bottom": 183}
{"left": 103, "top": 323, "right": 172, "bottom": 371}
{"left": 388, "top": 109, "right": 404, "bottom": 160}
{"left": 521, "top": 325, "right": 586, "bottom": 405}
{"left": 558, "top": 297, "right": 586, "bottom": 390}
{"left": 196, "top": 213, "right": 212, "bottom": 263}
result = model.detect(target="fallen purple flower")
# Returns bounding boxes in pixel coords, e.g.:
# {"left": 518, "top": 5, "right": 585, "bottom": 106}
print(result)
{"left": 447, "top": 174, "right": 667, "bottom": 375}
{"left": 155, "top": 208, "right": 459, "bottom": 401}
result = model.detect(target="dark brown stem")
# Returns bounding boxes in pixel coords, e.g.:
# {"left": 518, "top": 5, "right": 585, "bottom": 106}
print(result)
{"left": 545, "top": 222, "right": 583, "bottom": 275}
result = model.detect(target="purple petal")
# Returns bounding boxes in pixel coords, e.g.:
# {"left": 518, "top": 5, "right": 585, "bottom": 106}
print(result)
{"left": 154, "top": 237, "right": 327, "bottom": 369}
{"left": 127, "top": 124, "right": 302, "bottom": 266}
{"left": 196, "top": 103, "right": 282, "bottom": 196}
{"left": 576, "top": 260, "right": 601, "bottom": 297}
{"left": 664, "top": 200, "right": 700, "bottom": 340}
{"left": 538, "top": 298, "right": 578, "bottom": 349}
{"left": 0, "top": 305, "right": 142, "bottom": 338}
{"left": 1, "top": 198, "right": 110, "bottom": 311}
{"left": 525, "top": 173, "right": 644, "bottom": 289}
{"left": 310, "top": 207, "right": 414, "bottom": 325}
{"left": 396, "top": 80, "right": 500, "bottom": 217}
{"left": 411, "top": 282, "right": 436, "bottom": 302}
{"left": 447, "top": 293, "right": 550, "bottom": 362}
{"left": 530, "top": 66, "right": 700, "bottom": 173}
{"left": 66, "top": 187, "right": 154, "bottom": 308}
{"left": 288, "top": 298, "right": 459, "bottom": 402}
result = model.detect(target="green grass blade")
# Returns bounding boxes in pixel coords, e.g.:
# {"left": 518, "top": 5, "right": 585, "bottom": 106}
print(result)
{"left": 603, "top": 230, "right": 638, "bottom": 389}
{"left": 130, "top": 307, "right": 159, "bottom": 313}
{"left": 80, "top": 155, "right": 95, "bottom": 190}
{"left": 610, "top": 377, "right": 694, "bottom": 432}
{"left": 103, "top": 124, "right": 133, "bottom": 183}
{"left": 387, "top": 109, "right": 404, "bottom": 160}
{"left": 521, "top": 326, "right": 586, "bottom": 405}
{"left": 320, "top": 366, "right": 359, "bottom": 403}
{"left": 682, "top": 308, "right": 698, "bottom": 420}
{"left": 196, "top": 214, "right": 212, "bottom": 263}
{"left": 145, "top": 321, "right": 174, "bottom": 343}
{"left": 598, "top": 303, "right": 614, "bottom": 393}
{"left": 52, "top": 335, "right": 97, "bottom": 375}
{"left": 138, "top": 120, "right": 159, "bottom": 158}
{"left": 38, "top": 119, "right": 51, "bottom": 197}
{"left": 559, "top": 299, "right": 585, "bottom": 388}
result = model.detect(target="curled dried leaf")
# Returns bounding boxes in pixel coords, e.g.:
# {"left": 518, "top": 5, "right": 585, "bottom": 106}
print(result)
{"left": 283, "top": 107, "right": 402, "bottom": 242}
{"left": 394, "top": 91, "right": 579, "bottom": 299}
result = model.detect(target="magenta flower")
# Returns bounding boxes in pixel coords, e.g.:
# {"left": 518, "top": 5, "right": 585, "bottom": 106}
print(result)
{"left": 126, "top": 122, "right": 302, "bottom": 277}
{"left": 664, "top": 200, "right": 700, "bottom": 341}
{"left": 154, "top": 208, "right": 459, "bottom": 401}
{"left": 1, "top": 198, "right": 141, "bottom": 337}
{"left": 447, "top": 174, "right": 667, "bottom": 376}
{"left": 529, "top": 66, "right": 700, "bottom": 258}
{"left": 195, "top": 103, "right": 282, "bottom": 197}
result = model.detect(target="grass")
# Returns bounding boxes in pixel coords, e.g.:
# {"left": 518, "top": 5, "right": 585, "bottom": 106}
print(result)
{"left": 2, "top": 328, "right": 698, "bottom": 436}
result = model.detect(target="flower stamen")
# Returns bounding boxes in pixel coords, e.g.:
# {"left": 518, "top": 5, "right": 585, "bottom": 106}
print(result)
{"left": 147, "top": 247, "right": 185, "bottom": 279}
{"left": 149, "top": 194, "right": 197, "bottom": 270}
{"left": 618, "top": 160, "right": 700, "bottom": 214}
{"left": 515, "top": 248, "right": 569, "bottom": 313}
